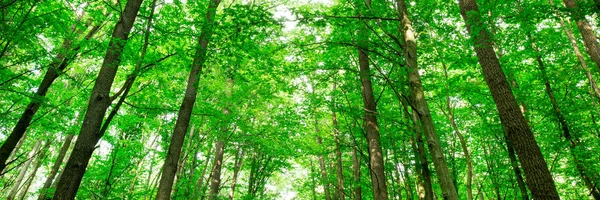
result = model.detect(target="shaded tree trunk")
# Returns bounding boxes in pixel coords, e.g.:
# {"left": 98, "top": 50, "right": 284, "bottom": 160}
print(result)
{"left": 504, "top": 134, "right": 529, "bottom": 200}
{"left": 0, "top": 15, "right": 101, "bottom": 173}
{"left": 7, "top": 139, "right": 41, "bottom": 200}
{"left": 52, "top": 1, "right": 144, "bottom": 199}
{"left": 352, "top": 148, "right": 361, "bottom": 200}
{"left": 207, "top": 140, "right": 225, "bottom": 200}
{"left": 458, "top": 0, "right": 560, "bottom": 198}
{"left": 396, "top": 0, "right": 457, "bottom": 199}
{"left": 333, "top": 109, "right": 345, "bottom": 200}
{"left": 229, "top": 147, "right": 244, "bottom": 200}
{"left": 155, "top": 0, "right": 221, "bottom": 198}
{"left": 563, "top": 0, "right": 600, "bottom": 72}
{"left": 356, "top": 1, "right": 388, "bottom": 198}
{"left": 38, "top": 134, "right": 74, "bottom": 200}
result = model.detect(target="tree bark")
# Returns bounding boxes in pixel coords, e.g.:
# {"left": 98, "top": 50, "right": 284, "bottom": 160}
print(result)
{"left": 0, "top": 15, "right": 101, "bottom": 173}
{"left": 228, "top": 147, "right": 244, "bottom": 200}
{"left": 7, "top": 139, "right": 41, "bottom": 200}
{"left": 155, "top": 0, "right": 221, "bottom": 198}
{"left": 396, "top": 0, "right": 457, "bottom": 199}
{"left": 17, "top": 141, "right": 46, "bottom": 200}
{"left": 504, "top": 133, "right": 529, "bottom": 200}
{"left": 317, "top": 136, "right": 332, "bottom": 200}
{"left": 563, "top": 0, "right": 600, "bottom": 72}
{"left": 352, "top": 149, "right": 361, "bottom": 200}
{"left": 458, "top": 0, "right": 560, "bottom": 199}
{"left": 356, "top": 1, "right": 389, "bottom": 198}
{"left": 207, "top": 140, "right": 224, "bottom": 200}
{"left": 52, "top": 1, "right": 144, "bottom": 199}
{"left": 333, "top": 109, "right": 345, "bottom": 200}
{"left": 38, "top": 135, "right": 73, "bottom": 200}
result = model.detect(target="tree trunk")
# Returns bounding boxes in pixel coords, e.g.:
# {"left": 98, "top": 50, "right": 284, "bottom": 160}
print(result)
{"left": 504, "top": 133, "right": 529, "bottom": 200}
{"left": 563, "top": 0, "right": 600, "bottom": 72}
{"left": 356, "top": 1, "right": 389, "bottom": 199}
{"left": 207, "top": 140, "right": 224, "bottom": 200}
{"left": 0, "top": 15, "right": 101, "bottom": 173}
{"left": 333, "top": 109, "right": 345, "bottom": 200}
{"left": 352, "top": 148, "right": 361, "bottom": 200}
{"left": 317, "top": 136, "right": 332, "bottom": 200}
{"left": 406, "top": 103, "right": 433, "bottom": 200}
{"left": 7, "top": 139, "right": 41, "bottom": 200}
{"left": 458, "top": 0, "right": 560, "bottom": 199}
{"left": 441, "top": 63, "right": 473, "bottom": 200}
{"left": 17, "top": 141, "right": 46, "bottom": 200}
{"left": 228, "top": 147, "right": 244, "bottom": 200}
{"left": 396, "top": 0, "right": 457, "bottom": 199}
{"left": 38, "top": 135, "right": 73, "bottom": 200}
{"left": 52, "top": 1, "right": 144, "bottom": 199}
{"left": 155, "top": 1, "right": 221, "bottom": 198}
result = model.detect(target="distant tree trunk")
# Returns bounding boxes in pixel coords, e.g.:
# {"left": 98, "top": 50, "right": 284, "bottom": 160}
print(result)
{"left": 548, "top": 0, "right": 600, "bottom": 99}
{"left": 562, "top": 0, "right": 600, "bottom": 72}
{"left": 399, "top": 143, "right": 413, "bottom": 200}
{"left": 17, "top": 143, "right": 46, "bottom": 200}
{"left": 441, "top": 63, "right": 473, "bottom": 200}
{"left": 310, "top": 159, "right": 318, "bottom": 200}
{"left": 52, "top": 1, "right": 144, "bottom": 199}
{"left": 458, "top": 0, "right": 560, "bottom": 199}
{"left": 229, "top": 147, "right": 244, "bottom": 200}
{"left": 317, "top": 136, "right": 332, "bottom": 200}
{"left": 523, "top": 9, "right": 600, "bottom": 198}
{"left": 403, "top": 100, "right": 433, "bottom": 200}
{"left": 0, "top": 15, "right": 101, "bottom": 173}
{"left": 197, "top": 141, "right": 215, "bottom": 199}
{"left": 7, "top": 139, "right": 41, "bottom": 200}
{"left": 207, "top": 140, "right": 225, "bottom": 200}
{"left": 356, "top": 1, "right": 389, "bottom": 198}
{"left": 332, "top": 109, "right": 345, "bottom": 200}
{"left": 352, "top": 148, "right": 361, "bottom": 200}
{"left": 396, "top": 0, "right": 457, "bottom": 199}
{"left": 38, "top": 134, "right": 74, "bottom": 200}
{"left": 155, "top": 1, "right": 221, "bottom": 198}
{"left": 503, "top": 133, "right": 529, "bottom": 200}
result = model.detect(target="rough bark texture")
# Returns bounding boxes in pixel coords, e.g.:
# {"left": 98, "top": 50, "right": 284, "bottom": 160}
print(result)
{"left": 458, "top": 0, "right": 560, "bottom": 199}
{"left": 396, "top": 0, "right": 458, "bottom": 199}
{"left": 207, "top": 140, "right": 225, "bottom": 200}
{"left": 38, "top": 135, "right": 73, "bottom": 200}
{"left": 562, "top": 0, "right": 600, "bottom": 72}
{"left": 356, "top": 1, "right": 388, "bottom": 199}
{"left": 52, "top": 1, "right": 143, "bottom": 199}
{"left": 155, "top": 0, "right": 220, "bottom": 199}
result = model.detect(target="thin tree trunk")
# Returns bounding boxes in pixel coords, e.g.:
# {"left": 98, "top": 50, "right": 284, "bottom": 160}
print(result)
{"left": 396, "top": 0, "right": 457, "bottom": 199}
{"left": 310, "top": 159, "right": 318, "bottom": 200}
{"left": 458, "top": 0, "right": 560, "bottom": 198}
{"left": 317, "top": 136, "right": 332, "bottom": 200}
{"left": 53, "top": 1, "right": 144, "bottom": 199}
{"left": 405, "top": 102, "right": 433, "bottom": 200}
{"left": 38, "top": 134, "right": 73, "bottom": 200}
{"left": 441, "top": 63, "right": 473, "bottom": 200}
{"left": 0, "top": 15, "right": 101, "bottom": 173}
{"left": 17, "top": 142, "right": 46, "bottom": 200}
{"left": 504, "top": 133, "right": 529, "bottom": 200}
{"left": 352, "top": 148, "right": 361, "bottom": 200}
{"left": 356, "top": 1, "right": 388, "bottom": 198}
{"left": 333, "top": 109, "right": 345, "bottom": 200}
{"left": 228, "top": 147, "right": 244, "bottom": 200}
{"left": 7, "top": 139, "right": 41, "bottom": 200}
{"left": 155, "top": 1, "right": 221, "bottom": 198}
{"left": 207, "top": 140, "right": 224, "bottom": 200}
{"left": 563, "top": 0, "right": 600, "bottom": 72}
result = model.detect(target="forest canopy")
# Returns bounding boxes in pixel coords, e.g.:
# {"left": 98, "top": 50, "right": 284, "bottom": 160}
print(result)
{"left": 0, "top": 0, "right": 599, "bottom": 199}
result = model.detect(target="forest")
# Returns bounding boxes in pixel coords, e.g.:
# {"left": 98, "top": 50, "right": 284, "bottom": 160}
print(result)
{"left": 0, "top": 0, "right": 599, "bottom": 199}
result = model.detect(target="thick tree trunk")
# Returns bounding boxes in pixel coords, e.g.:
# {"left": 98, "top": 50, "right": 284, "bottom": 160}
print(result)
{"left": 7, "top": 139, "right": 41, "bottom": 200}
{"left": 52, "top": 1, "right": 144, "bottom": 199}
{"left": 155, "top": 1, "right": 220, "bottom": 198}
{"left": 38, "top": 135, "right": 73, "bottom": 200}
{"left": 356, "top": 1, "right": 389, "bottom": 199}
{"left": 396, "top": 0, "right": 457, "bottom": 199}
{"left": 207, "top": 140, "right": 225, "bottom": 200}
{"left": 352, "top": 149, "right": 361, "bottom": 200}
{"left": 458, "top": 0, "right": 560, "bottom": 198}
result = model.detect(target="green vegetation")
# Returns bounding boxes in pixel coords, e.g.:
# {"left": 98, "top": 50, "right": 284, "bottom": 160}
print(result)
{"left": 1, "top": 0, "right": 599, "bottom": 199}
